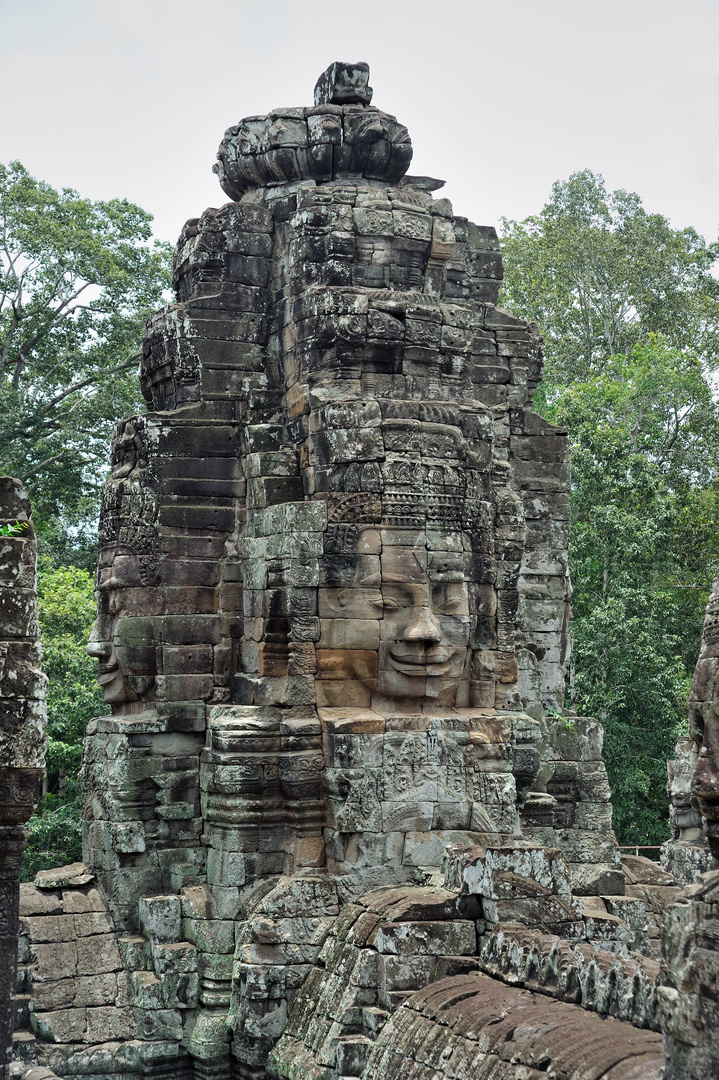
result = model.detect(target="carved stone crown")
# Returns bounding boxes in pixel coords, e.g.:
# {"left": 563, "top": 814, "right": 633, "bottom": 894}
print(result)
{"left": 213, "top": 62, "right": 412, "bottom": 200}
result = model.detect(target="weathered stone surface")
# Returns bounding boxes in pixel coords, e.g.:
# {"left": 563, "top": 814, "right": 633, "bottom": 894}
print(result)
{"left": 33, "top": 867, "right": 93, "bottom": 891}
{"left": 314, "top": 61, "right": 373, "bottom": 107}
{"left": 661, "top": 738, "right": 716, "bottom": 884}
{"left": 267, "top": 885, "right": 481, "bottom": 1079}
{"left": 358, "top": 974, "right": 665, "bottom": 1080}
{"left": 649, "top": 562, "right": 719, "bottom": 1079}
{"left": 686, "top": 570, "right": 719, "bottom": 863}
{"left": 1, "top": 479, "right": 46, "bottom": 1080}
{"left": 659, "top": 870, "right": 719, "bottom": 1080}
{"left": 478, "top": 921, "right": 661, "bottom": 1027}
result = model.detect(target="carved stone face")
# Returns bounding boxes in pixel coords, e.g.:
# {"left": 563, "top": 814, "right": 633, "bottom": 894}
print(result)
{"left": 691, "top": 705, "right": 719, "bottom": 858}
{"left": 86, "top": 558, "right": 158, "bottom": 708}
{"left": 86, "top": 610, "right": 133, "bottom": 704}
{"left": 376, "top": 577, "right": 470, "bottom": 701}
{"left": 315, "top": 526, "right": 472, "bottom": 711}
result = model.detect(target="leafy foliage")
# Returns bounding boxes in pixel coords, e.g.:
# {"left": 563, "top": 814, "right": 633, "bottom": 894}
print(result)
{"left": 0, "top": 160, "right": 172, "bottom": 568}
{"left": 501, "top": 170, "right": 719, "bottom": 385}
{"left": 21, "top": 561, "right": 108, "bottom": 879}
{"left": 4, "top": 162, "right": 168, "bottom": 876}
{"left": 0, "top": 519, "right": 29, "bottom": 536}
{"left": 37, "top": 559, "right": 108, "bottom": 791}
{"left": 21, "top": 787, "right": 83, "bottom": 882}
{"left": 500, "top": 175, "right": 719, "bottom": 844}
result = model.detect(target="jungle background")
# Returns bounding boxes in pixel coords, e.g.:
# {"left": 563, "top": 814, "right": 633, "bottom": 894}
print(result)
{"left": 5, "top": 161, "right": 718, "bottom": 876}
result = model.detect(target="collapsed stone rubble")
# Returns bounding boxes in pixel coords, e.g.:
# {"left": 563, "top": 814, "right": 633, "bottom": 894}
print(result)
{"left": 8, "top": 61, "right": 719, "bottom": 1080}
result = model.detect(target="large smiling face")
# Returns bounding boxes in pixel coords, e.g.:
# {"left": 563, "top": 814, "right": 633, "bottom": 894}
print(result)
{"left": 376, "top": 578, "right": 470, "bottom": 700}
{"left": 314, "top": 525, "right": 472, "bottom": 712}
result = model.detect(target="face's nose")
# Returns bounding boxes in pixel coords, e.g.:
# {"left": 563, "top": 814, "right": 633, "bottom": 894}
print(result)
{"left": 403, "top": 605, "right": 442, "bottom": 645}
{"left": 86, "top": 623, "right": 112, "bottom": 659}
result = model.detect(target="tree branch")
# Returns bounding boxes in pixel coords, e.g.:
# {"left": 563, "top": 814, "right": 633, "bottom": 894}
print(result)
{"left": 43, "top": 357, "right": 139, "bottom": 410}
{"left": 20, "top": 453, "right": 66, "bottom": 481}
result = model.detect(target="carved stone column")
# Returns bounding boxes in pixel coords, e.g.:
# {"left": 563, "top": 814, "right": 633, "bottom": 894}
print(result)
{"left": 0, "top": 478, "right": 47, "bottom": 1080}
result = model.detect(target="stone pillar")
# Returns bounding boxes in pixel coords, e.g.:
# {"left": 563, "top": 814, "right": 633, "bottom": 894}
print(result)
{"left": 656, "top": 566, "right": 719, "bottom": 1077}
{"left": 0, "top": 479, "right": 47, "bottom": 1080}
{"left": 659, "top": 870, "right": 719, "bottom": 1080}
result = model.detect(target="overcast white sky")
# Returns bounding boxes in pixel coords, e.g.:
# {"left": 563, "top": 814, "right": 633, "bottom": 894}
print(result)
{"left": 2, "top": 0, "right": 718, "bottom": 246}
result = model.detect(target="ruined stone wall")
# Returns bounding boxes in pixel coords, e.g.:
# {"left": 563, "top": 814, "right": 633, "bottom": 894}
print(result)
{"left": 268, "top": 848, "right": 666, "bottom": 1080}
{"left": 1, "top": 479, "right": 47, "bottom": 1080}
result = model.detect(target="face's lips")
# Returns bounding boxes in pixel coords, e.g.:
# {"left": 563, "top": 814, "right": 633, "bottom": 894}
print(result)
{"left": 389, "top": 649, "right": 454, "bottom": 676}
{"left": 97, "top": 665, "right": 121, "bottom": 686}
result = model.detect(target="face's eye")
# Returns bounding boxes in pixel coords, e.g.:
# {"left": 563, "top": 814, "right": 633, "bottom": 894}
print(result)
{"left": 435, "top": 601, "right": 464, "bottom": 615}
{"left": 431, "top": 585, "right": 469, "bottom": 616}
{"left": 378, "top": 597, "right": 400, "bottom": 612}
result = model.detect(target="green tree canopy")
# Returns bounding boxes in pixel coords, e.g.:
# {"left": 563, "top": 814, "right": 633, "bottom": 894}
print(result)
{"left": 22, "top": 560, "right": 110, "bottom": 880}
{"left": 0, "top": 161, "right": 172, "bottom": 564}
{"left": 543, "top": 340, "right": 719, "bottom": 841}
{"left": 37, "top": 559, "right": 108, "bottom": 790}
{"left": 501, "top": 170, "right": 719, "bottom": 385}
{"left": 500, "top": 173, "right": 719, "bottom": 845}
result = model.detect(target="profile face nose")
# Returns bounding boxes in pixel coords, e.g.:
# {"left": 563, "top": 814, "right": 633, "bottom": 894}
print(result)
{"left": 86, "top": 640, "right": 112, "bottom": 659}
{"left": 86, "top": 623, "right": 112, "bottom": 659}
{"left": 403, "top": 605, "right": 442, "bottom": 645}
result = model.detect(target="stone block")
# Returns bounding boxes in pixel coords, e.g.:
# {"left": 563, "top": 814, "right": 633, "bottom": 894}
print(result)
{"left": 19, "top": 886, "right": 62, "bottom": 916}
{"left": 31, "top": 941, "right": 78, "bottom": 978}
{"left": 556, "top": 830, "right": 618, "bottom": 866}
{"left": 182, "top": 917, "right": 236, "bottom": 954}
{"left": 130, "top": 970, "right": 164, "bottom": 1009}
{"left": 162, "top": 972, "right": 200, "bottom": 1009}
{"left": 573, "top": 802, "right": 613, "bottom": 831}
{"left": 570, "top": 863, "right": 625, "bottom": 896}
{"left": 373, "top": 921, "right": 476, "bottom": 956}
{"left": 139, "top": 895, "right": 182, "bottom": 943}
{"left": 132, "top": 1006, "right": 183, "bottom": 1042}
{"left": 75, "top": 934, "right": 123, "bottom": 975}
{"left": 381, "top": 954, "right": 436, "bottom": 991}
{"left": 335, "top": 1035, "right": 373, "bottom": 1076}
{"left": 32, "top": 972, "right": 120, "bottom": 1011}
{"left": 206, "top": 848, "right": 247, "bottom": 887}
{"left": 73, "top": 911, "right": 115, "bottom": 937}
{"left": 151, "top": 941, "right": 198, "bottom": 975}
{"left": 34, "top": 864, "right": 93, "bottom": 890}
{"left": 118, "top": 935, "right": 149, "bottom": 970}
{"left": 603, "top": 895, "right": 649, "bottom": 931}
{"left": 61, "top": 887, "right": 107, "bottom": 913}
{"left": 30, "top": 1008, "right": 87, "bottom": 1043}
{"left": 25, "top": 915, "right": 76, "bottom": 943}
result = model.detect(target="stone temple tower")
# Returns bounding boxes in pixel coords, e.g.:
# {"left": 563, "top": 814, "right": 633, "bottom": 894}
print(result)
{"left": 81, "top": 58, "right": 575, "bottom": 923}
{"left": 13, "top": 64, "right": 630, "bottom": 1080}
